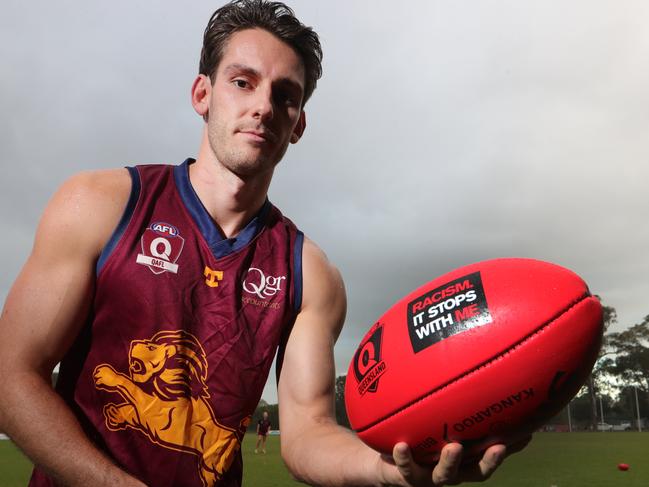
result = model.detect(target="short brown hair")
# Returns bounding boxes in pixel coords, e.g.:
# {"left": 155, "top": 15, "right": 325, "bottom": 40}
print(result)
{"left": 200, "top": 0, "right": 323, "bottom": 105}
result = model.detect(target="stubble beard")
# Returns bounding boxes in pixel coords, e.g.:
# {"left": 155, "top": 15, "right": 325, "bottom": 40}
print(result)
{"left": 207, "top": 115, "right": 289, "bottom": 179}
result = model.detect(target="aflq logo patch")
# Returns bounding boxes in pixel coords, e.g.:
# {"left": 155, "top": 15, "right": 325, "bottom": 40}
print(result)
{"left": 136, "top": 222, "right": 185, "bottom": 275}
{"left": 407, "top": 272, "right": 492, "bottom": 353}
{"left": 353, "top": 323, "right": 387, "bottom": 395}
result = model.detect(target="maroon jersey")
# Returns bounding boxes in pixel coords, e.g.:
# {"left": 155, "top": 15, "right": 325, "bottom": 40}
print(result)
{"left": 30, "top": 159, "right": 303, "bottom": 487}
{"left": 257, "top": 419, "right": 271, "bottom": 436}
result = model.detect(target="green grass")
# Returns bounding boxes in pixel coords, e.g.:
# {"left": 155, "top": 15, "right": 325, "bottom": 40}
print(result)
{"left": 1, "top": 433, "right": 647, "bottom": 486}
{"left": 482, "top": 432, "right": 648, "bottom": 487}
{"left": 242, "top": 435, "right": 301, "bottom": 486}
{"left": 0, "top": 439, "right": 33, "bottom": 486}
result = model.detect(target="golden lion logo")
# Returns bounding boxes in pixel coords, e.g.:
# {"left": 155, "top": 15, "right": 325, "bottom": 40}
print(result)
{"left": 93, "top": 330, "right": 247, "bottom": 486}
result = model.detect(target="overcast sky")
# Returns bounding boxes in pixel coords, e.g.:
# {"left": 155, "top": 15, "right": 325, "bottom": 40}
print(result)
{"left": 2, "top": 1, "right": 648, "bottom": 404}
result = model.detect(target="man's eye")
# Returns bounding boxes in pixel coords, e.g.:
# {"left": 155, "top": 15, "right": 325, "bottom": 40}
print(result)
{"left": 233, "top": 79, "right": 249, "bottom": 89}
{"left": 276, "top": 91, "right": 297, "bottom": 106}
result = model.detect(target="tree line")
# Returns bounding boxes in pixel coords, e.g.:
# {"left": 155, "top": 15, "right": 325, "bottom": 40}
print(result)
{"left": 584, "top": 299, "right": 649, "bottom": 428}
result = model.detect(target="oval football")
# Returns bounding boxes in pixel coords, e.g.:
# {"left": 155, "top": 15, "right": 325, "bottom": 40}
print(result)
{"left": 344, "top": 258, "right": 603, "bottom": 463}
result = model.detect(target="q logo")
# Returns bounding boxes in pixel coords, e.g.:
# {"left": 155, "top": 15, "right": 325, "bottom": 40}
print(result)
{"left": 150, "top": 237, "right": 172, "bottom": 260}
{"left": 136, "top": 222, "right": 185, "bottom": 275}
{"left": 353, "top": 323, "right": 387, "bottom": 395}
{"left": 356, "top": 341, "right": 378, "bottom": 377}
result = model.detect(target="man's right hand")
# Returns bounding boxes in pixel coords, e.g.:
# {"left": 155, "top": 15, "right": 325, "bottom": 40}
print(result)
{"left": 380, "top": 437, "right": 532, "bottom": 486}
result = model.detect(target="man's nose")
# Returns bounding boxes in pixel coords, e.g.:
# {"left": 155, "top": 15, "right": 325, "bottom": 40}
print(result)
{"left": 253, "top": 85, "right": 274, "bottom": 122}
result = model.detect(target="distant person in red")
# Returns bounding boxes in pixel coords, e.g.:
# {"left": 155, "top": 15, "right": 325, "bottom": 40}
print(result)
{"left": 255, "top": 411, "right": 272, "bottom": 454}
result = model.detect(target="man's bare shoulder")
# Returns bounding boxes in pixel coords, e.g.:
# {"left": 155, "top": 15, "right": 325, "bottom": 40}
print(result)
{"left": 302, "top": 237, "right": 344, "bottom": 292}
{"left": 300, "top": 237, "right": 347, "bottom": 336}
{"left": 38, "top": 168, "right": 132, "bottom": 258}
{"left": 56, "top": 168, "right": 131, "bottom": 203}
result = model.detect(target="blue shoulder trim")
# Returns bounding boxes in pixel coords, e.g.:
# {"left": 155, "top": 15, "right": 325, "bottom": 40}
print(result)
{"left": 96, "top": 167, "right": 141, "bottom": 274}
{"left": 275, "top": 230, "right": 305, "bottom": 383}
{"left": 293, "top": 231, "right": 304, "bottom": 313}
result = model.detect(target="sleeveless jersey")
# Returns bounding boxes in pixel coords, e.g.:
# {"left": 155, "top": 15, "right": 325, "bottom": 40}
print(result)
{"left": 29, "top": 159, "right": 303, "bottom": 487}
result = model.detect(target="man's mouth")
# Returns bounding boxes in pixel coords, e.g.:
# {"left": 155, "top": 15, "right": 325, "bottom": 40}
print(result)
{"left": 238, "top": 128, "right": 276, "bottom": 144}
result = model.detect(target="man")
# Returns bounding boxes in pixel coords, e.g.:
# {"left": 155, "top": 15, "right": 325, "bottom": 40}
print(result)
{"left": 255, "top": 411, "right": 272, "bottom": 454}
{"left": 0, "top": 1, "right": 523, "bottom": 485}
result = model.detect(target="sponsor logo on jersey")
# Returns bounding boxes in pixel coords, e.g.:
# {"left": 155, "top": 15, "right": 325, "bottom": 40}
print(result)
{"left": 242, "top": 268, "right": 286, "bottom": 299}
{"left": 353, "top": 322, "right": 387, "bottom": 395}
{"left": 204, "top": 266, "right": 224, "bottom": 288}
{"left": 136, "top": 222, "right": 184, "bottom": 275}
{"left": 93, "top": 330, "right": 248, "bottom": 485}
{"left": 241, "top": 268, "right": 286, "bottom": 310}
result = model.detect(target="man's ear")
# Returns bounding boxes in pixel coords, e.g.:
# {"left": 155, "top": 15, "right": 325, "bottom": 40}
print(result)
{"left": 290, "top": 111, "right": 306, "bottom": 144}
{"left": 191, "top": 75, "right": 211, "bottom": 120}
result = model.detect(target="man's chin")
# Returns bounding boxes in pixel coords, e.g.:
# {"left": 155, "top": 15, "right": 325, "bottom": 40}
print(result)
{"left": 216, "top": 144, "right": 286, "bottom": 178}
{"left": 227, "top": 158, "right": 277, "bottom": 179}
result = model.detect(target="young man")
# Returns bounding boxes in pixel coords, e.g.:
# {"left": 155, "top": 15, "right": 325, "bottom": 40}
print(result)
{"left": 0, "top": 1, "right": 523, "bottom": 485}
{"left": 255, "top": 411, "right": 272, "bottom": 454}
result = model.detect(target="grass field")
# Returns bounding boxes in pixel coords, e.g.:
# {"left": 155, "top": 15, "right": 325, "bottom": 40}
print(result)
{"left": 1, "top": 433, "right": 647, "bottom": 486}
{"left": 0, "top": 439, "right": 33, "bottom": 487}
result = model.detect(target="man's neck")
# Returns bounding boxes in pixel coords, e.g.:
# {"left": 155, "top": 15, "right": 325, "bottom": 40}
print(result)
{"left": 190, "top": 138, "right": 273, "bottom": 239}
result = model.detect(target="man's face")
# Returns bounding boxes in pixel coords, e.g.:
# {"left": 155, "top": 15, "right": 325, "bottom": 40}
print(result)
{"left": 205, "top": 28, "right": 306, "bottom": 178}
{"left": 263, "top": 412, "right": 269, "bottom": 420}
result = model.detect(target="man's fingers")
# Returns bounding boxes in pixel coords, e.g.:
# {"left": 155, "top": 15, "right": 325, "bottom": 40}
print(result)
{"left": 392, "top": 443, "right": 415, "bottom": 480}
{"left": 387, "top": 438, "right": 526, "bottom": 486}
{"left": 470, "top": 435, "right": 531, "bottom": 480}
{"left": 444, "top": 443, "right": 507, "bottom": 483}
{"left": 392, "top": 442, "right": 432, "bottom": 486}
{"left": 431, "top": 443, "right": 463, "bottom": 486}
{"left": 477, "top": 444, "right": 506, "bottom": 479}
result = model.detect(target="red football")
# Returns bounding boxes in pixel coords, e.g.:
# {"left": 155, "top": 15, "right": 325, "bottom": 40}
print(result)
{"left": 345, "top": 258, "right": 603, "bottom": 463}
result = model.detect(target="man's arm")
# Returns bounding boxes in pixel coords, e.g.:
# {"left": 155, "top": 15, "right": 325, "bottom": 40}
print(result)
{"left": 0, "top": 170, "right": 145, "bottom": 487}
{"left": 278, "top": 238, "right": 515, "bottom": 487}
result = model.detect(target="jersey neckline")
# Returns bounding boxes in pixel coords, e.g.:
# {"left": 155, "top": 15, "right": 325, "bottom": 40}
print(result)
{"left": 173, "top": 158, "right": 271, "bottom": 259}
